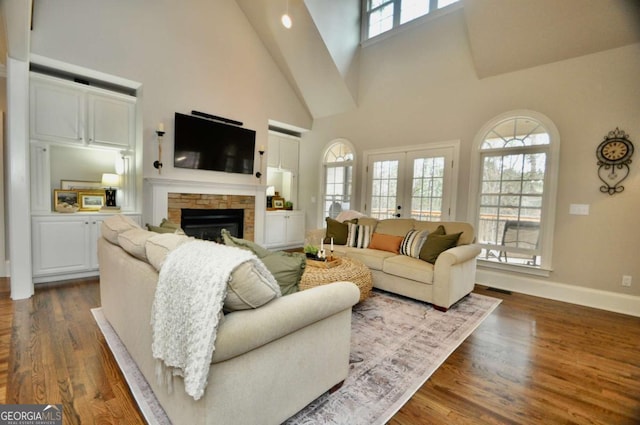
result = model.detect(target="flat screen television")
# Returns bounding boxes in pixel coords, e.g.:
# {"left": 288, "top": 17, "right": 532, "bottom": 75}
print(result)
{"left": 173, "top": 112, "right": 256, "bottom": 174}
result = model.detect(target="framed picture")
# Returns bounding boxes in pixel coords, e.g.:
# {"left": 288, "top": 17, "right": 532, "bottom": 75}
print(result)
{"left": 61, "top": 180, "right": 103, "bottom": 190}
{"left": 78, "top": 190, "right": 106, "bottom": 211}
{"left": 272, "top": 197, "right": 285, "bottom": 209}
{"left": 54, "top": 190, "right": 79, "bottom": 208}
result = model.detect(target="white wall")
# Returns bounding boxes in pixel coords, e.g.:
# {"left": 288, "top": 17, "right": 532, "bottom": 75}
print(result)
{"left": 29, "top": 0, "right": 313, "bottom": 192}
{"left": 299, "top": 9, "right": 640, "bottom": 298}
{"left": 0, "top": 78, "right": 6, "bottom": 276}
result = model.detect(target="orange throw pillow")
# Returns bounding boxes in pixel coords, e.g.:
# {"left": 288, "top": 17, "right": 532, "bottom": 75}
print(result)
{"left": 368, "top": 233, "right": 404, "bottom": 254}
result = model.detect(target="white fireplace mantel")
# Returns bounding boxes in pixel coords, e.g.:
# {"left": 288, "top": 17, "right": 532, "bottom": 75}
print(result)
{"left": 145, "top": 178, "right": 268, "bottom": 244}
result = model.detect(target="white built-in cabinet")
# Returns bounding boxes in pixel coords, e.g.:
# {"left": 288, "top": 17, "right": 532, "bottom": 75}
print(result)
{"left": 264, "top": 210, "right": 305, "bottom": 249}
{"left": 30, "top": 73, "right": 135, "bottom": 148}
{"left": 265, "top": 132, "right": 303, "bottom": 248}
{"left": 31, "top": 214, "right": 141, "bottom": 283}
{"left": 29, "top": 71, "right": 140, "bottom": 283}
{"left": 267, "top": 133, "right": 299, "bottom": 171}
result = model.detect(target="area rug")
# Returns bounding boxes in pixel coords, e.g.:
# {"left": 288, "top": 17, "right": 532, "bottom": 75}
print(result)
{"left": 92, "top": 290, "right": 500, "bottom": 425}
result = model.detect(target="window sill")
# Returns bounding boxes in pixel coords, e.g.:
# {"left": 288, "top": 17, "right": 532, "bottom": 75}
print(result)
{"left": 477, "top": 259, "right": 552, "bottom": 278}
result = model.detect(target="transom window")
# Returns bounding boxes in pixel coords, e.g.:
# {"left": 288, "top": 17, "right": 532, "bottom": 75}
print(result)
{"left": 323, "top": 140, "right": 354, "bottom": 219}
{"left": 364, "top": 0, "right": 460, "bottom": 40}
{"left": 470, "top": 111, "right": 560, "bottom": 273}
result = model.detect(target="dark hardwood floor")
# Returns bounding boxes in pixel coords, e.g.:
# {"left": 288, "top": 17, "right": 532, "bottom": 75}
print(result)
{"left": 3, "top": 277, "right": 639, "bottom": 424}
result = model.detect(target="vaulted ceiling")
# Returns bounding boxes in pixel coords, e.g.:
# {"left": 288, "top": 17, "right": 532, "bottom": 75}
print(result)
{"left": 2, "top": 0, "right": 639, "bottom": 118}
{"left": 237, "top": 0, "right": 640, "bottom": 119}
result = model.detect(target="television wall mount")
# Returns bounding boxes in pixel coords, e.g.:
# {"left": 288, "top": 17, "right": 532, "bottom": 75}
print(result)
{"left": 191, "top": 110, "right": 243, "bottom": 127}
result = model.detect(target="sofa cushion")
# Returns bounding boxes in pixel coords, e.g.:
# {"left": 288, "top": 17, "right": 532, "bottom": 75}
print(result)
{"left": 117, "top": 228, "right": 156, "bottom": 261}
{"left": 357, "top": 217, "right": 379, "bottom": 232}
{"left": 146, "top": 233, "right": 192, "bottom": 271}
{"left": 101, "top": 214, "right": 141, "bottom": 244}
{"left": 383, "top": 255, "right": 434, "bottom": 284}
{"left": 222, "top": 229, "right": 304, "bottom": 295}
{"left": 374, "top": 219, "right": 415, "bottom": 237}
{"left": 224, "top": 261, "right": 281, "bottom": 312}
{"left": 368, "top": 232, "right": 404, "bottom": 254}
{"left": 419, "top": 231, "right": 462, "bottom": 264}
{"left": 346, "top": 223, "right": 371, "bottom": 248}
{"left": 346, "top": 247, "right": 396, "bottom": 271}
{"left": 399, "top": 229, "right": 429, "bottom": 258}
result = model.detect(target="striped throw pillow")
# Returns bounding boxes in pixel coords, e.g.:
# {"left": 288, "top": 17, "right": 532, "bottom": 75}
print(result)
{"left": 400, "top": 229, "right": 429, "bottom": 258}
{"left": 346, "top": 223, "right": 371, "bottom": 249}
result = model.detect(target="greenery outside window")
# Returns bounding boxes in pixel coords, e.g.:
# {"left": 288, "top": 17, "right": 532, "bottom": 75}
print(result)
{"left": 363, "top": 0, "right": 460, "bottom": 40}
{"left": 323, "top": 140, "right": 355, "bottom": 219}
{"left": 469, "top": 111, "right": 560, "bottom": 273}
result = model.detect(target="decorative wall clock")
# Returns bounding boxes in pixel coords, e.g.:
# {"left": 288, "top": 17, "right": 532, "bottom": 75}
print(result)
{"left": 596, "top": 127, "right": 634, "bottom": 195}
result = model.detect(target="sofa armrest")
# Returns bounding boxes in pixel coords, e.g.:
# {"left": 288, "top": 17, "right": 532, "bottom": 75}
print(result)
{"left": 212, "top": 281, "right": 359, "bottom": 363}
{"left": 305, "top": 228, "right": 326, "bottom": 247}
{"left": 434, "top": 244, "right": 481, "bottom": 268}
{"left": 432, "top": 244, "right": 481, "bottom": 310}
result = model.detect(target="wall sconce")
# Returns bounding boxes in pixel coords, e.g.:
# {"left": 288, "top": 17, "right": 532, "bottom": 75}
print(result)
{"left": 101, "top": 173, "right": 120, "bottom": 207}
{"left": 153, "top": 123, "right": 165, "bottom": 173}
{"left": 255, "top": 145, "right": 266, "bottom": 180}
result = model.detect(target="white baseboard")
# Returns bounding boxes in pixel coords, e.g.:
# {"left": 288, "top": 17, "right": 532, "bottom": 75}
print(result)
{"left": 477, "top": 269, "right": 640, "bottom": 318}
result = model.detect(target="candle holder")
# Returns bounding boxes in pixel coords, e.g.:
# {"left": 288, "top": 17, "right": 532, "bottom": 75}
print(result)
{"left": 153, "top": 128, "right": 165, "bottom": 174}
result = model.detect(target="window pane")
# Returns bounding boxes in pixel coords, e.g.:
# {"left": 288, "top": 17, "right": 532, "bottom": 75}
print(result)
{"left": 370, "top": 159, "right": 399, "bottom": 219}
{"left": 368, "top": 3, "right": 394, "bottom": 38}
{"left": 482, "top": 118, "right": 550, "bottom": 150}
{"left": 323, "top": 142, "right": 353, "bottom": 218}
{"left": 401, "top": 0, "right": 429, "bottom": 25}
{"left": 410, "top": 156, "right": 444, "bottom": 221}
{"left": 478, "top": 135, "right": 548, "bottom": 266}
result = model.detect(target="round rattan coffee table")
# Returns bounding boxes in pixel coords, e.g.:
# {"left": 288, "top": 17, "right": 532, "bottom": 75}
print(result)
{"left": 300, "top": 257, "right": 372, "bottom": 302}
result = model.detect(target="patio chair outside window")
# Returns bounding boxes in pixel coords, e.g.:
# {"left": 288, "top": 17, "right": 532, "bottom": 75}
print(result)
{"left": 500, "top": 220, "right": 540, "bottom": 265}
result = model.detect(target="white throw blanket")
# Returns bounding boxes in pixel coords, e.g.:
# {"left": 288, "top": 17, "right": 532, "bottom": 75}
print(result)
{"left": 151, "top": 240, "right": 270, "bottom": 400}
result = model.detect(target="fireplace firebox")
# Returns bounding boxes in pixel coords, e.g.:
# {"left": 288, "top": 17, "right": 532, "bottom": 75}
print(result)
{"left": 181, "top": 208, "right": 244, "bottom": 242}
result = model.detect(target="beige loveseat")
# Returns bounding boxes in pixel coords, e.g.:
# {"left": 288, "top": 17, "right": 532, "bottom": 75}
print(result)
{"left": 307, "top": 217, "right": 480, "bottom": 311}
{"left": 98, "top": 215, "right": 359, "bottom": 425}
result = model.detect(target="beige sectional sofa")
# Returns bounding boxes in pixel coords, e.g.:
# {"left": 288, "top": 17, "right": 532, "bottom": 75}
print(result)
{"left": 98, "top": 215, "right": 360, "bottom": 425}
{"left": 307, "top": 217, "right": 480, "bottom": 311}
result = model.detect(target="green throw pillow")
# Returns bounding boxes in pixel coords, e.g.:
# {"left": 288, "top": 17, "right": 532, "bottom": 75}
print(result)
{"left": 419, "top": 231, "right": 462, "bottom": 264}
{"left": 432, "top": 224, "right": 446, "bottom": 236}
{"left": 160, "top": 218, "right": 180, "bottom": 229}
{"left": 221, "top": 229, "right": 304, "bottom": 295}
{"left": 222, "top": 229, "right": 272, "bottom": 258}
{"left": 147, "top": 218, "right": 183, "bottom": 234}
{"left": 146, "top": 224, "right": 177, "bottom": 234}
{"left": 323, "top": 217, "right": 348, "bottom": 245}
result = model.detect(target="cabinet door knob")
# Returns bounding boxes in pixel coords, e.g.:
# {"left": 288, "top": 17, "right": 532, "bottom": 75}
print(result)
{"left": 85, "top": 221, "right": 89, "bottom": 225}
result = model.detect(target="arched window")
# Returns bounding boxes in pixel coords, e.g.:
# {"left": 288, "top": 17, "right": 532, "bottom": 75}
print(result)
{"left": 322, "top": 139, "right": 355, "bottom": 219}
{"left": 469, "top": 111, "right": 559, "bottom": 273}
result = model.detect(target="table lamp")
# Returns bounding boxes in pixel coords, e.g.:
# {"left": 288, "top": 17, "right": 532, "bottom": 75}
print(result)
{"left": 102, "top": 173, "right": 120, "bottom": 207}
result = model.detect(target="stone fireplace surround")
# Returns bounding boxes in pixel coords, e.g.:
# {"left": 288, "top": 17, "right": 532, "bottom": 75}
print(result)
{"left": 145, "top": 178, "right": 267, "bottom": 244}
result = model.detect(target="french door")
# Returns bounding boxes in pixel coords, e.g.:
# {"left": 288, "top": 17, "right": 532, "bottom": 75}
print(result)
{"left": 365, "top": 146, "right": 456, "bottom": 221}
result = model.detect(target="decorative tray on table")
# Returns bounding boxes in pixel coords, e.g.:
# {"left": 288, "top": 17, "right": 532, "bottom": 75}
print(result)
{"left": 306, "top": 257, "right": 342, "bottom": 269}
